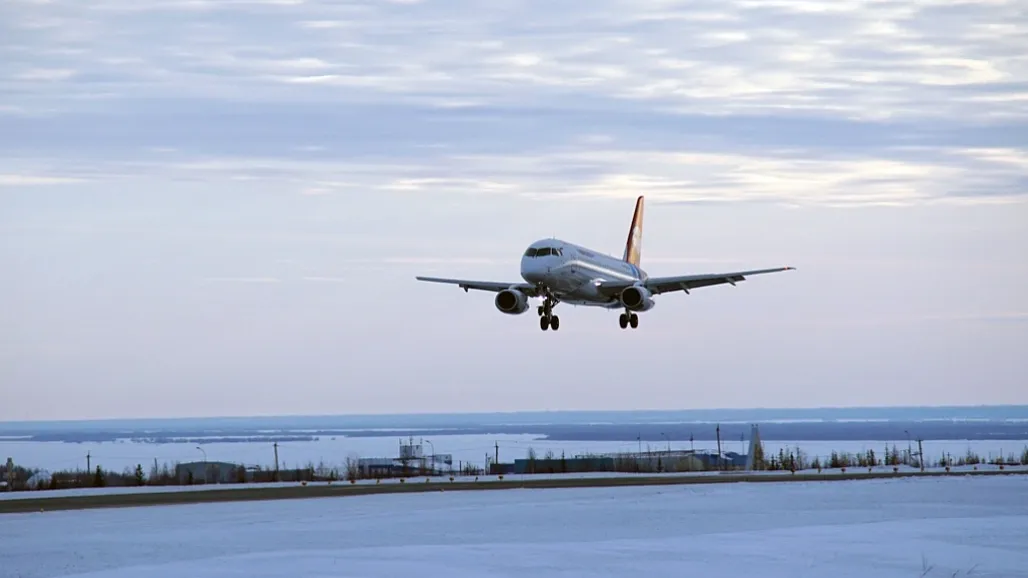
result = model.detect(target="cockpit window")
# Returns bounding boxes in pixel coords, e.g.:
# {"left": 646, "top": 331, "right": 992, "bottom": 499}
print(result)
{"left": 525, "top": 247, "right": 562, "bottom": 257}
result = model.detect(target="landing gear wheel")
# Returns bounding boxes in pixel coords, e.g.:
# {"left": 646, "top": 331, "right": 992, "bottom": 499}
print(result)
{"left": 550, "top": 315, "right": 560, "bottom": 331}
{"left": 540, "top": 316, "right": 550, "bottom": 331}
{"left": 619, "top": 313, "right": 628, "bottom": 329}
{"left": 629, "top": 313, "right": 639, "bottom": 329}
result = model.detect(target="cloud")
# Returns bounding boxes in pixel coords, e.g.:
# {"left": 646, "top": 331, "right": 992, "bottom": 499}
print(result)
{"left": 788, "top": 311, "right": 1028, "bottom": 328}
{"left": 300, "top": 276, "right": 351, "bottom": 283}
{"left": 5, "top": 0, "right": 1025, "bottom": 118}
{"left": 0, "top": 0, "right": 1025, "bottom": 207}
{"left": 13, "top": 68, "right": 77, "bottom": 81}
{"left": 200, "top": 277, "right": 282, "bottom": 283}
{"left": 0, "top": 173, "right": 85, "bottom": 186}
{"left": 1, "top": 137, "right": 1024, "bottom": 206}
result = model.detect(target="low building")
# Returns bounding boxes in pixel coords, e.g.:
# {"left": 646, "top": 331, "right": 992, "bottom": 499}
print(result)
{"left": 497, "top": 449, "right": 750, "bottom": 475}
{"left": 513, "top": 456, "right": 617, "bottom": 474}
{"left": 175, "top": 461, "right": 241, "bottom": 484}
{"left": 357, "top": 458, "right": 407, "bottom": 478}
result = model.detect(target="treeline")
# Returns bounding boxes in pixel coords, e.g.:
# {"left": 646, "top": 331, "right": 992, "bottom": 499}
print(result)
{"left": 1, "top": 455, "right": 486, "bottom": 492}
{"left": 1, "top": 460, "right": 324, "bottom": 492}
{"left": 749, "top": 444, "right": 1028, "bottom": 472}
{"left": 130, "top": 436, "right": 317, "bottom": 445}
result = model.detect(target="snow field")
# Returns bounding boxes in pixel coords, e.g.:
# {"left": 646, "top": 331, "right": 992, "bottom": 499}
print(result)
{"left": 2, "top": 474, "right": 1027, "bottom": 577}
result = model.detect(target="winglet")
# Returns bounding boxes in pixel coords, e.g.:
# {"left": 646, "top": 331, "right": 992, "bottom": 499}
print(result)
{"left": 623, "top": 195, "right": 644, "bottom": 267}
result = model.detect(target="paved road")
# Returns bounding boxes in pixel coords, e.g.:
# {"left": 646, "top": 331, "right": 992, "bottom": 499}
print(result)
{"left": 2, "top": 467, "right": 1025, "bottom": 514}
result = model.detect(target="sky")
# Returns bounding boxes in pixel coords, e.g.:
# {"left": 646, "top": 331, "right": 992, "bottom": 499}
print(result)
{"left": 1, "top": 0, "right": 1026, "bottom": 421}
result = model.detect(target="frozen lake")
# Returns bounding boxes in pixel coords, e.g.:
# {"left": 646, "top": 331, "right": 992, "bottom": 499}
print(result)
{"left": 2, "top": 474, "right": 1026, "bottom": 577}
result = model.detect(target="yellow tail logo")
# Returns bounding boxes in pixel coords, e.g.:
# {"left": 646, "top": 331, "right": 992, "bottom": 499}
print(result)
{"left": 623, "top": 195, "right": 644, "bottom": 267}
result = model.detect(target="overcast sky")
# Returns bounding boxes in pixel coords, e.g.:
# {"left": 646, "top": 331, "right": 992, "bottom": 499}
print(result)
{"left": 2, "top": 0, "right": 1026, "bottom": 421}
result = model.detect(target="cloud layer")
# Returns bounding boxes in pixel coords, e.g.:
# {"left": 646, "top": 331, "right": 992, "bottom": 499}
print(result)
{"left": 3, "top": 0, "right": 1027, "bottom": 206}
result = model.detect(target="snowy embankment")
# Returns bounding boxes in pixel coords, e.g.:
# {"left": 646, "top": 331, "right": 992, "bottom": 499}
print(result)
{"left": 2, "top": 474, "right": 1026, "bottom": 578}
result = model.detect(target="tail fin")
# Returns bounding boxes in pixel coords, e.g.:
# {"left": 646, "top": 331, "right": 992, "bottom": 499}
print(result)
{"left": 623, "top": 195, "right": 644, "bottom": 267}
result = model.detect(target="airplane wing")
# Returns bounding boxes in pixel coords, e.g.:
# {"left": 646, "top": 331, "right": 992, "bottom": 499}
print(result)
{"left": 415, "top": 276, "right": 541, "bottom": 296}
{"left": 597, "top": 267, "right": 794, "bottom": 296}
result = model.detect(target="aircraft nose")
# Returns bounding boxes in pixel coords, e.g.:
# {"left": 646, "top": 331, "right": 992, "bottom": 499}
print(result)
{"left": 521, "top": 255, "right": 544, "bottom": 283}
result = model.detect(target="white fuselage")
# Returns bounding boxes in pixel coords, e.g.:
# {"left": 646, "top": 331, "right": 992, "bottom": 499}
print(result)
{"left": 519, "top": 238, "right": 647, "bottom": 308}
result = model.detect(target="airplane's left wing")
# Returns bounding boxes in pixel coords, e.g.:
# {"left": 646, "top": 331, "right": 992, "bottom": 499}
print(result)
{"left": 416, "top": 276, "right": 541, "bottom": 296}
{"left": 597, "top": 267, "right": 794, "bottom": 296}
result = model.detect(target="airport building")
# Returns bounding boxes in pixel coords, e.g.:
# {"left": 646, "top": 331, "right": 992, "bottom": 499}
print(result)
{"left": 357, "top": 437, "right": 453, "bottom": 478}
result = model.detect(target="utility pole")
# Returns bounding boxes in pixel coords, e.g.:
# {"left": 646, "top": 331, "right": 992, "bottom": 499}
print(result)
{"left": 495, "top": 441, "right": 499, "bottom": 466}
{"left": 87, "top": 451, "right": 91, "bottom": 473}
{"left": 716, "top": 424, "right": 722, "bottom": 471}
{"left": 637, "top": 434, "right": 642, "bottom": 455}
{"left": 917, "top": 439, "right": 924, "bottom": 472}
{"left": 273, "top": 440, "right": 281, "bottom": 481}
{"left": 690, "top": 433, "right": 694, "bottom": 452}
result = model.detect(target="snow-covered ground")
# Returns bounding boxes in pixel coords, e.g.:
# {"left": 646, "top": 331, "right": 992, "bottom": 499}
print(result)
{"left": 3, "top": 475, "right": 1027, "bottom": 577}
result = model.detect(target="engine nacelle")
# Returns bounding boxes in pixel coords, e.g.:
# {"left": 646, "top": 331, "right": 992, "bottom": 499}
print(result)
{"left": 620, "top": 284, "right": 656, "bottom": 312}
{"left": 494, "top": 289, "right": 530, "bottom": 315}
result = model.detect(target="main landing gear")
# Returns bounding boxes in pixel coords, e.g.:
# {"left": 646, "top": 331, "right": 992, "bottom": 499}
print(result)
{"left": 538, "top": 295, "right": 560, "bottom": 331}
{"left": 619, "top": 311, "right": 639, "bottom": 330}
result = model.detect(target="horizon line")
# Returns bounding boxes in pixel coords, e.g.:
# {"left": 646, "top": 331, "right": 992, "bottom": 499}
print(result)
{"left": 3, "top": 403, "right": 1027, "bottom": 426}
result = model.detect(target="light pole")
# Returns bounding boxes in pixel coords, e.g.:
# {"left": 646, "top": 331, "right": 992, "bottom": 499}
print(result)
{"left": 196, "top": 446, "right": 207, "bottom": 483}
{"left": 424, "top": 439, "right": 435, "bottom": 474}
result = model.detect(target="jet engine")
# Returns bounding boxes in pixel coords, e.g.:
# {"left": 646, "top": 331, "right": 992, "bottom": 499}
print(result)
{"left": 620, "top": 284, "right": 656, "bottom": 311}
{"left": 494, "top": 288, "right": 530, "bottom": 314}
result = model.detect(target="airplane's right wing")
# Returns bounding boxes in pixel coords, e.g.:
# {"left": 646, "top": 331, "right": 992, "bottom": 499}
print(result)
{"left": 596, "top": 267, "right": 794, "bottom": 296}
{"left": 415, "top": 276, "right": 541, "bottom": 296}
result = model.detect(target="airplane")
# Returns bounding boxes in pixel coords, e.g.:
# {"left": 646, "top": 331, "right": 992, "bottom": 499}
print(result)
{"left": 416, "top": 195, "right": 794, "bottom": 331}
